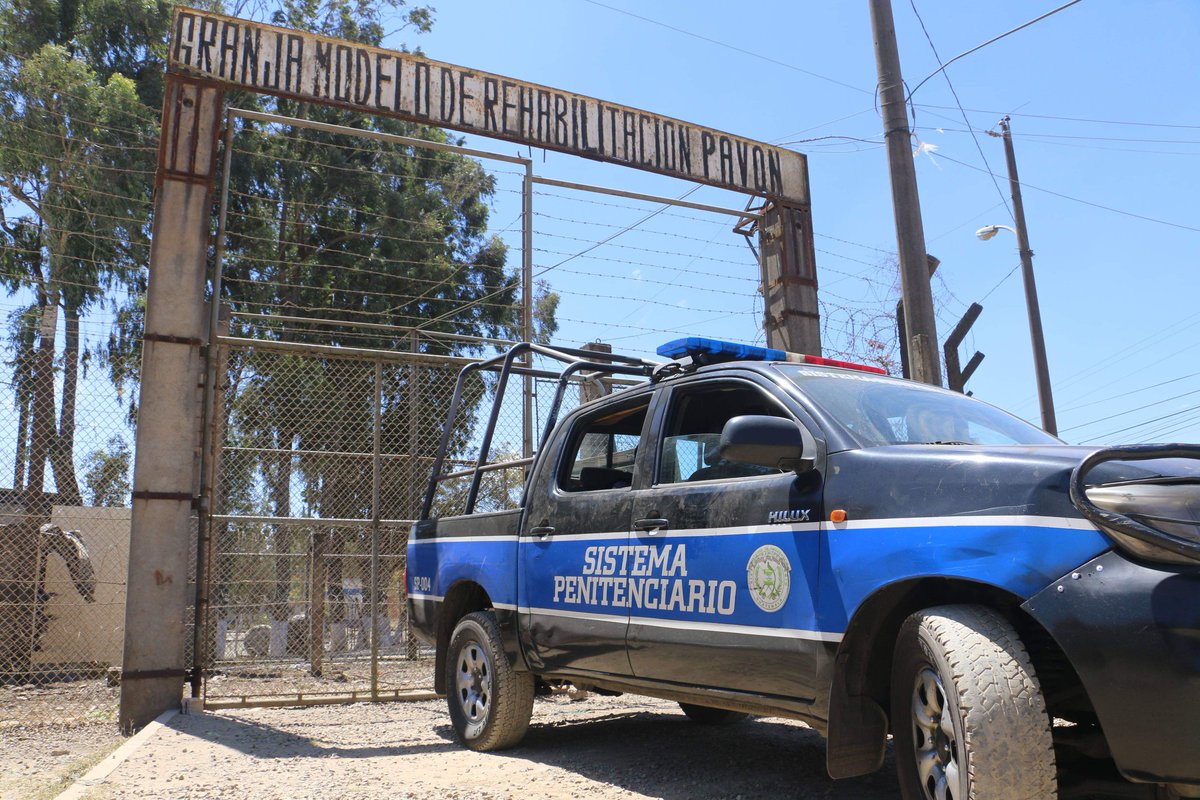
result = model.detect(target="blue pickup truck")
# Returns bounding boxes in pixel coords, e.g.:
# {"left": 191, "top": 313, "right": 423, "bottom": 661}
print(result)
{"left": 407, "top": 337, "right": 1200, "bottom": 800}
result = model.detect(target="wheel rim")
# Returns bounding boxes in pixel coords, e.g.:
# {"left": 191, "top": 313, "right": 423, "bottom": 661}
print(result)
{"left": 912, "top": 666, "right": 962, "bottom": 800}
{"left": 455, "top": 638, "right": 492, "bottom": 732}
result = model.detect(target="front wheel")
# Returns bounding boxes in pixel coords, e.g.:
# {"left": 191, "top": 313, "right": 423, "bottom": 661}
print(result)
{"left": 446, "top": 611, "right": 534, "bottom": 751}
{"left": 891, "top": 605, "right": 1057, "bottom": 800}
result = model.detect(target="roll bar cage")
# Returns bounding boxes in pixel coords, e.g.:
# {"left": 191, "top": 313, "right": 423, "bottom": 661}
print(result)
{"left": 419, "top": 342, "right": 659, "bottom": 520}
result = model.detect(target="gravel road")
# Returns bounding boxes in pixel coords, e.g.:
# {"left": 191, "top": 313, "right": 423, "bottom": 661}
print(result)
{"left": 75, "top": 693, "right": 902, "bottom": 799}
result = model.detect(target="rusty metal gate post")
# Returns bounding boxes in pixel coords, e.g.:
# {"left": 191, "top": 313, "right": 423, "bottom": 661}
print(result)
{"left": 309, "top": 530, "right": 327, "bottom": 677}
{"left": 370, "top": 361, "right": 382, "bottom": 699}
{"left": 521, "top": 163, "right": 535, "bottom": 462}
{"left": 406, "top": 332, "right": 421, "bottom": 659}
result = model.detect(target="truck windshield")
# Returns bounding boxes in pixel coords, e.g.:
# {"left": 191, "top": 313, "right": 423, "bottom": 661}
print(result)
{"left": 777, "top": 365, "right": 1060, "bottom": 447}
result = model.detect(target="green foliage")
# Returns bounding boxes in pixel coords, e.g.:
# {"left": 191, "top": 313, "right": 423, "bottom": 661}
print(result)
{"left": 81, "top": 434, "right": 131, "bottom": 506}
{"left": 0, "top": 0, "right": 556, "bottom": 533}
{"left": 532, "top": 280, "right": 561, "bottom": 345}
{"left": 0, "top": 37, "right": 157, "bottom": 497}
{"left": 0, "top": 43, "right": 155, "bottom": 307}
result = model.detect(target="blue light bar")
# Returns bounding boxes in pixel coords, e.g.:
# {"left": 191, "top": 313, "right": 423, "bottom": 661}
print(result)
{"left": 656, "top": 337, "right": 787, "bottom": 362}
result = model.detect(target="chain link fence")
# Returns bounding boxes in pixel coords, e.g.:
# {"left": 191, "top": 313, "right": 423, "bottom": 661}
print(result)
{"left": 200, "top": 336, "right": 585, "bottom": 705}
{"left": 1, "top": 96, "right": 759, "bottom": 726}
{"left": 0, "top": 133, "right": 150, "bottom": 733}
{"left": 202, "top": 343, "right": 451, "bottom": 703}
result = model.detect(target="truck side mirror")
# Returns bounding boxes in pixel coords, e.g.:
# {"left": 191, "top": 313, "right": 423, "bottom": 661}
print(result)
{"left": 718, "top": 415, "right": 812, "bottom": 473}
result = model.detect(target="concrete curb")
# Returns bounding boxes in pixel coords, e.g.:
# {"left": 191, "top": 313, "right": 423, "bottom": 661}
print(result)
{"left": 54, "top": 709, "right": 179, "bottom": 800}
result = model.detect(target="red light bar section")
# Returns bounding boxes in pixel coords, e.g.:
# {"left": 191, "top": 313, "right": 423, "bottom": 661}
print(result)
{"left": 788, "top": 353, "right": 888, "bottom": 375}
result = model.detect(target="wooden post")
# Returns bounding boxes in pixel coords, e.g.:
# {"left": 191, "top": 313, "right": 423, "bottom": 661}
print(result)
{"left": 118, "top": 75, "right": 223, "bottom": 731}
{"left": 870, "top": 0, "right": 942, "bottom": 385}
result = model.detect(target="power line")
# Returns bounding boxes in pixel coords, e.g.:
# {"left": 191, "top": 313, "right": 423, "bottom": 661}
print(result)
{"left": 779, "top": 135, "right": 883, "bottom": 146}
{"left": 1006, "top": 138, "right": 1200, "bottom": 158}
{"left": 913, "top": 103, "right": 1200, "bottom": 131}
{"left": 1059, "top": 371, "right": 1200, "bottom": 414}
{"left": 1060, "top": 386, "right": 1200, "bottom": 434}
{"left": 907, "top": 0, "right": 1013, "bottom": 220}
{"left": 935, "top": 151, "right": 1200, "bottom": 233}
{"left": 1020, "top": 316, "right": 1200, "bottom": 415}
{"left": 771, "top": 109, "right": 877, "bottom": 145}
{"left": 578, "top": 0, "right": 872, "bottom": 96}
{"left": 1133, "top": 410, "right": 1200, "bottom": 442}
{"left": 1080, "top": 403, "right": 1200, "bottom": 444}
{"left": 905, "top": 0, "right": 1087, "bottom": 102}
{"left": 926, "top": 200, "right": 1008, "bottom": 243}
{"left": 979, "top": 261, "right": 1021, "bottom": 302}
{"left": 916, "top": 126, "right": 1200, "bottom": 146}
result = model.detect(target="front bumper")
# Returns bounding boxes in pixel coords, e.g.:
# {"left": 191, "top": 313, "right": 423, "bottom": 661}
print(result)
{"left": 1023, "top": 549, "right": 1200, "bottom": 785}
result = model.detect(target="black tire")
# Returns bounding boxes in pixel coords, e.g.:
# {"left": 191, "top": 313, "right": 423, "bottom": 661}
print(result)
{"left": 678, "top": 702, "right": 749, "bottom": 725}
{"left": 891, "top": 604, "right": 1056, "bottom": 800}
{"left": 445, "top": 611, "right": 534, "bottom": 751}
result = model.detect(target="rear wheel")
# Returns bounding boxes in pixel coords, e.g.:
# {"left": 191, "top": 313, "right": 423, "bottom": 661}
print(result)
{"left": 678, "top": 702, "right": 749, "bottom": 725}
{"left": 891, "top": 604, "right": 1057, "bottom": 800}
{"left": 446, "top": 611, "right": 534, "bottom": 751}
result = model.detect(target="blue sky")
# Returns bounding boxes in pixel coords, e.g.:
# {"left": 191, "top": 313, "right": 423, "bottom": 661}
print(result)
{"left": 5, "top": 0, "right": 1198, "bottom": 497}
{"left": 383, "top": 0, "right": 1200, "bottom": 445}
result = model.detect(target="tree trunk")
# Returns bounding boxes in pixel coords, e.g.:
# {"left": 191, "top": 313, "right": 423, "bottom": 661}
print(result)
{"left": 4, "top": 297, "right": 55, "bottom": 681}
{"left": 50, "top": 307, "right": 82, "bottom": 505}
{"left": 26, "top": 297, "right": 59, "bottom": 515}
{"left": 12, "top": 393, "right": 29, "bottom": 491}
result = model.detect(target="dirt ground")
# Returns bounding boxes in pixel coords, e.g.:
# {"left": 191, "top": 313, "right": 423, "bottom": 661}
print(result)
{"left": 68, "top": 694, "right": 901, "bottom": 800}
{"left": 0, "top": 681, "right": 124, "bottom": 800}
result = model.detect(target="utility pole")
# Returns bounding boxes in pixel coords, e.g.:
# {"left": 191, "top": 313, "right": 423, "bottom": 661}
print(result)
{"left": 869, "top": 0, "right": 942, "bottom": 386}
{"left": 998, "top": 116, "right": 1057, "bottom": 435}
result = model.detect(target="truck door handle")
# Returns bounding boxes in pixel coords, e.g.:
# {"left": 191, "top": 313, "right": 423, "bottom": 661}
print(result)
{"left": 634, "top": 518, "right": 669, "bottom": 533}
{"left": 529, "top": 525, "right": 555, "bottom": 538}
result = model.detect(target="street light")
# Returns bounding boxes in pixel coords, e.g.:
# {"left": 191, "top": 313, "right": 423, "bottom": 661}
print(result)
{"left": 975, "top": 222, "right": 1057, "bottom": 436}
{"left": 975, "top": 224, "right": 1014, "bottom": 242}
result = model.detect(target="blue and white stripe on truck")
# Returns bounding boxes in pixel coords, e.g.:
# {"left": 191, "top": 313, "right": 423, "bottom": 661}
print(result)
{"left": 408, "top": 514, "right": 1111, "bottom": 639}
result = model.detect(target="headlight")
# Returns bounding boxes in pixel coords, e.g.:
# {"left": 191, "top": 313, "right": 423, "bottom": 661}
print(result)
{"left": 1071, "top": 445, "right": 1200, "bottom": 567}
{"left": 1086, "top": 482, "right": 1200, "bottom": 565}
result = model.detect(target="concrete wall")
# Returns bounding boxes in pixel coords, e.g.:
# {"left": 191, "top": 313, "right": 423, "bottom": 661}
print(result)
{"left": 32, "top": 506, "right": 130, "bottom": 667}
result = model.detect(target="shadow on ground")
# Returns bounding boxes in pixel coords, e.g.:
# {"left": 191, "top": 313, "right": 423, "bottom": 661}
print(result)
{"left": 506, "top": 708, "right": 900, "bottom": 799}
{"left": 168, "top": 700, "right": 901, "bottom": 799}
{"left": 164, "top": 709, "right": 463, "bottom": 761}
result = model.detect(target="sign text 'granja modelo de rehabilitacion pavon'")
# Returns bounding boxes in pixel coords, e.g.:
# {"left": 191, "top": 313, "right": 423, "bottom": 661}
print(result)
{"left": 169, "top": 8, "right": 810, "bottom": 205}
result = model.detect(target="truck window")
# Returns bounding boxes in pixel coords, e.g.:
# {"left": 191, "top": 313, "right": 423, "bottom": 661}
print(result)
{"left": 776, "top": 366, "right": 1060, "bottom": 447}
{"left": 657, "top": 383, "right": 787, "bottom": 484}
{"left": 558, "top": 400, "right": 649, "bottom": 492}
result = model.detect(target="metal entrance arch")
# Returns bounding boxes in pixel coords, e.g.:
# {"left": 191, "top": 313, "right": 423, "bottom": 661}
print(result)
{"left": 190, "top": 108, "right": 763, "bottom": 709}
{"left": 124, "top": 7, "right": 811, "bottom": 727}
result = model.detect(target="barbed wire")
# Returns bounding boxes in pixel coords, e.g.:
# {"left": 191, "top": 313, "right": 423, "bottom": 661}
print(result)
{"left": 225, "top": 189, "right": 520, "bottom": 240}
{"left": 532, "top": 210, "right": 746, "bottom": 249}
{"left": 223, "top": 251, "right": 507, "bottom": 289}
{"left": 220, "top": 274, "right": 517, "bottom": 312}
{"left": 228, "top": 143, "right": 526, "bottom": 188}
{"left": 530, "top": 228, "right": 756, "bottom": 268}
{"left": 551, "top": 266, "right": 755, "bottom": 295}
{"left": 236, "top": 124, "right": 528, "bottom": 175}
{"left": 532, "top": 188, "right": 736, "bottom": 224}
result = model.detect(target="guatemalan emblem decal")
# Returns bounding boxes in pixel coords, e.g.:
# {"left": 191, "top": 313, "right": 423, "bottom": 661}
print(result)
{"left": 746, "top": 544, "right": 791, "bottom": 612}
